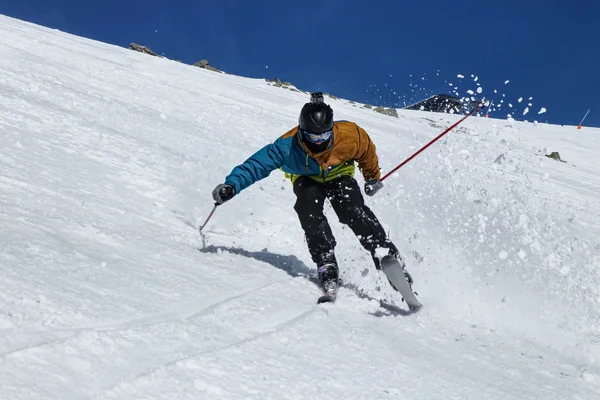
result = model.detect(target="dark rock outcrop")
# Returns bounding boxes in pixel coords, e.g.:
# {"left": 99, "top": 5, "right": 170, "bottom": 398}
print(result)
{"left": 266, "top": 77, "right": 301, "bottom": 91}
{"left": 545, "top": 152, "right": 567, "bottom": 163}
{"left": 266, "top": 77, "right": 293, "bottom": 87}
{"left": 405, "top": 94, "right": 466, "bottom": 114}
{"left": 193, "top": 59, "right": 221, "bottom": 73}
{"left": 129, "top": 43, "right": 160, "bottom": 57}
{"left": 374, "top": 106, "right": 398, "bottom": 118}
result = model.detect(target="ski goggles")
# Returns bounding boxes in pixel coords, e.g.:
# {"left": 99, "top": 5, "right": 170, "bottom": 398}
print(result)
{"left": 302, "top": 129, "right": 333, "bottom": 144}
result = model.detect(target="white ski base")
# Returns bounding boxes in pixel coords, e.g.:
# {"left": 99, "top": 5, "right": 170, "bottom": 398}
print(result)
{"left": 381, "top": 256, "right": 423, "bottom": 311}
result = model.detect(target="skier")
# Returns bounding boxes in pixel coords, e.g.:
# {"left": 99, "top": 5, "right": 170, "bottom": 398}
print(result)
{"left": 211, "top": 94, "right": 413, "bottom": 300}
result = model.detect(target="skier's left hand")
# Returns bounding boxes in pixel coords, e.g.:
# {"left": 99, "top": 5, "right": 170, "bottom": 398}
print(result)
{"left": 364, "top": 179, "right": 383, "bottom": 196}
{"left": 212, "top": 183, "right": 236, "bottom": 205}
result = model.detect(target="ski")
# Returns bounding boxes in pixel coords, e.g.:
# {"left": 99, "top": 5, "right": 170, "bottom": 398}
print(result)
{"left": 317, "top": 280, "right": 338, "bottom": 304}
{"left": 317, "top": 293, "right": 336, "bottom": 304}
{"left": 380, "top": 255, "right": 422, "bottom": 311}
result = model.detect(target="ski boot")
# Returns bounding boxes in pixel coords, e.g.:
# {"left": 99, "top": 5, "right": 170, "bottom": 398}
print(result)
{"left": 316, "top": 256, "right": 339, "bottom": 303}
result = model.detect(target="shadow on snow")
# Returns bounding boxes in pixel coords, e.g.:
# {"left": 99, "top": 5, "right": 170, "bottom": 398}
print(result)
{"left": 199, "top": 245, "right": 416, "bottom": 317}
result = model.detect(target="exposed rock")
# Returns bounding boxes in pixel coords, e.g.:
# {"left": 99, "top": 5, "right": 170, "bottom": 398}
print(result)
{"left": 193, "top": 59, "right": 221, "bottom": 73}
{"left": 404, "top": 94, "right": 467, "bottom": 114}
{"left": 545, "top": 151, "right": 567, "bottom": 163}
{"left": 374, "top": 106, "right": 398, "bottom": 118}
{"left": 325, "top": 93, "right": 339, "bottom": 100}
{"left": 129, "top": 43, "right": 159, "bottom": 57}
{"left": 266, "top": 77, "right": 299, "bottom": 90}
{"left": 363, "top": 104, "right": 373, "bottom": 109}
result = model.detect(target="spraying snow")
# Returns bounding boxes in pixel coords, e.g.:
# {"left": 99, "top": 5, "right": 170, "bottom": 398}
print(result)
{"left": 0, "top": 14, "right": 599, "bottom": 400}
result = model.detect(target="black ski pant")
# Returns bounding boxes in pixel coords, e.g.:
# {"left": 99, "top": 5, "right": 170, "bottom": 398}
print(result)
{"left": 293, "top": 175, "right": 397, "bottom": 269}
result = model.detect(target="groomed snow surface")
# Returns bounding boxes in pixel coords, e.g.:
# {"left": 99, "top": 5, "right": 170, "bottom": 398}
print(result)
{"left": 1, "top": 14, "right": 600, "bottom": 400}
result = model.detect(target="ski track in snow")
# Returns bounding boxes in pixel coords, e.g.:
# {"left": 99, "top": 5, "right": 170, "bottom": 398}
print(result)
{"left": 1, "top": 14, "right": 600, "bottom": 400}
{"left": 1, "top": 278, "right": 279, "bottom": 358}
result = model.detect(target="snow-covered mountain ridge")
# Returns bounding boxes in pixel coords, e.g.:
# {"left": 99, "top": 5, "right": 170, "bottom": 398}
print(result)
{"left": 1, "top": 14, "right": 599, "bottom": 399}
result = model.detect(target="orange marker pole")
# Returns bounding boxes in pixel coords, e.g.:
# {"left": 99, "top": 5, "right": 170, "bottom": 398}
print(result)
{"left": 577, "top": 109, "right": 590, "bottom": 130}
{"left": 485, "top": 100, "right": 494, "bottom": 118}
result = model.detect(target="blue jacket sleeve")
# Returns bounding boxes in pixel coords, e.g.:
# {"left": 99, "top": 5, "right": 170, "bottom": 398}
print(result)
{"left": 224, "top": 137, "right": 291, "bottom": 194}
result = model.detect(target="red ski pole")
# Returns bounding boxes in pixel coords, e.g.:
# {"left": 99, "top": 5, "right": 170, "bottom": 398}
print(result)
{"left": 199, "top": 203, "right": 217, "bottom": 231}
{"left": 381, "top": 104, "right": 483, "bottom": 182}
{"left": 198, "top": 204, "right": 218, "bottom": 248}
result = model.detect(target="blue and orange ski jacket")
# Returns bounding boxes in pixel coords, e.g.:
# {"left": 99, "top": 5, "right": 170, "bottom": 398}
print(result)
{"left": 225, "top": 121, "right": 381, "bottom": 194}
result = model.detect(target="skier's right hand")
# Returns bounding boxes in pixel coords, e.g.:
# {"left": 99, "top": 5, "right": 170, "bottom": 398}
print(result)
{"left": 364, "top": 179, "right": 383, "bottom": 196}
{"left": 212, "top": 183, "right": 236, "bottom": 205}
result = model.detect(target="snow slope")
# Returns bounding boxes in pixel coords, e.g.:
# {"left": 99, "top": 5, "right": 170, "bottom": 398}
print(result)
{"left": 1, "top": 14, "right": 599, "bottom": 399}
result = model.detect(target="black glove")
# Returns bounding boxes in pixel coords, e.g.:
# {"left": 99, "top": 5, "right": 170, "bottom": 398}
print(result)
{"left": 364, "top": 179, "right": 383, "bottom": 196}
{"left": 212, "top": 183, "right": 236, "bottom": 205}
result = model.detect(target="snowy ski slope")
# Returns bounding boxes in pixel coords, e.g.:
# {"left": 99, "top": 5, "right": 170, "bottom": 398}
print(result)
{"left": 1, "top": 14, "right": 600, "bottom": 399}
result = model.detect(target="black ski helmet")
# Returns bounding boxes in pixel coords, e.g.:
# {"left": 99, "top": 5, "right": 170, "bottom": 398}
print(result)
{"left": 298, "top": 102, "right": 334, "bottom": 133}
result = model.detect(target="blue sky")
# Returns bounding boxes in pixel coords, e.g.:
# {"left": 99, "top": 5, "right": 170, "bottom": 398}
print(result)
{"left": 1, "top": 0, "right": 598, "bottom": 127}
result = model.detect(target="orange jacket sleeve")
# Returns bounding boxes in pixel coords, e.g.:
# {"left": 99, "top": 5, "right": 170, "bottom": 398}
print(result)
{"left": 354, "top": 124, "right": 381, "bottom": 181}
